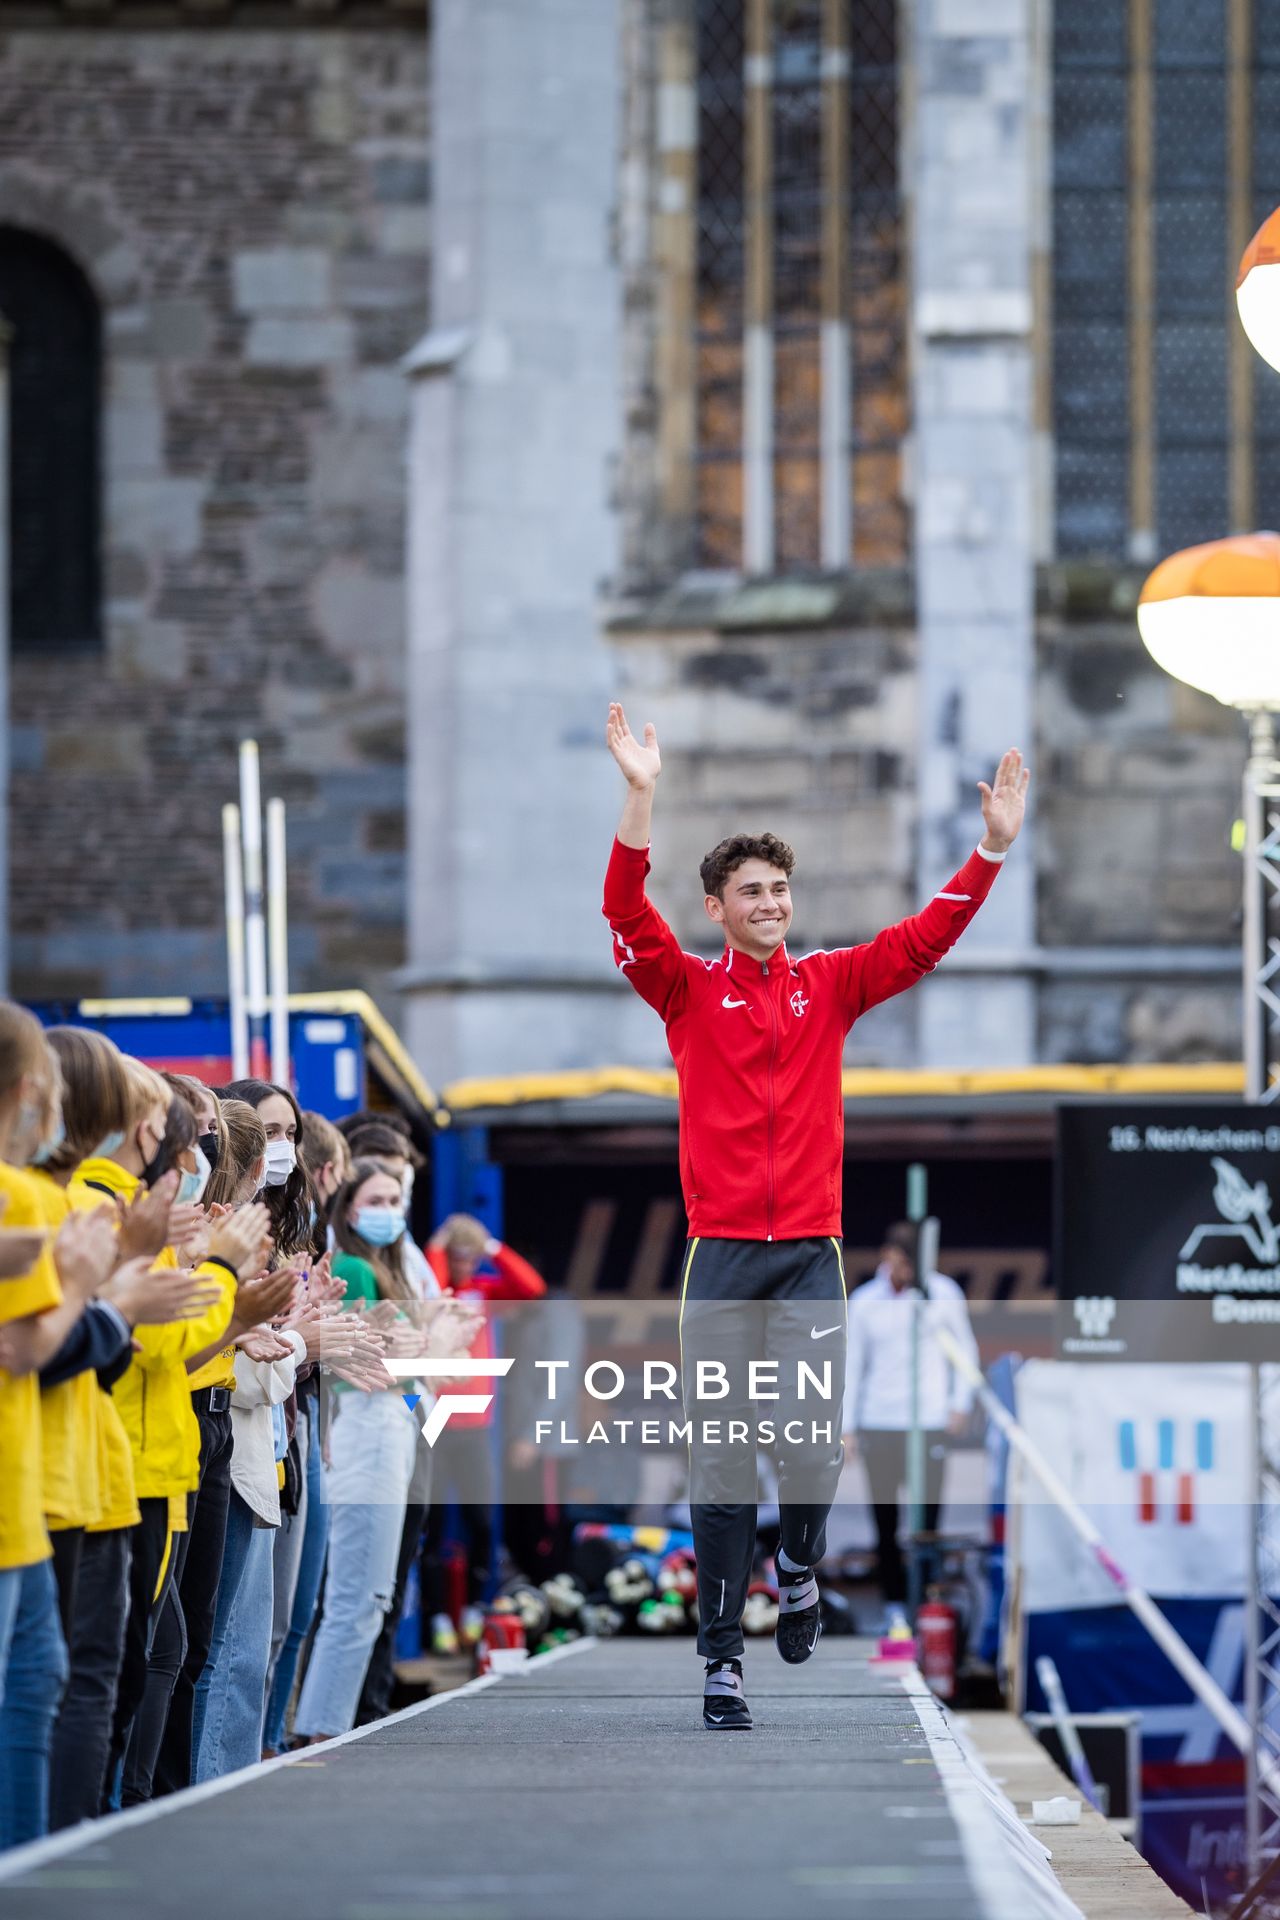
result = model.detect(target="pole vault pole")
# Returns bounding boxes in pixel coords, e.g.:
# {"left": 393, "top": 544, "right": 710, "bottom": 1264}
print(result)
{"left": 222, "top": 802, "right": 250, "bottom": 1080}
{"left": 266, "top": 797, "right": 290, "bottom": 1088}
{"left": 937, "top": 1327, "right": 1280, "bottom": 1794}
{"left": 239, "top": 740, "right": 269, "bottom": 1081}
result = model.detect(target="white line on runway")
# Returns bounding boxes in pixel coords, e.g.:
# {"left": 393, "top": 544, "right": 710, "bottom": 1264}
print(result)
{"left": 902, "top": 1669, "right": 1085, "bottom": 1920}
{"left": 0, "top": 1634, "right": 598, "bottom": 1886}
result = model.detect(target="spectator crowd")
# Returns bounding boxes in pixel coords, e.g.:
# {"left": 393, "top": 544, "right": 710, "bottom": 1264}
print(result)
{"left": 0, "top": 1000, "right": 544, "bottom": 1849}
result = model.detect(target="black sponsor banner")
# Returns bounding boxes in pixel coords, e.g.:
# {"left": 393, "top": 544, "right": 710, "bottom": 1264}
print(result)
{"left": 1054, "top": 1104, "right": 1280, "bottom": 1361}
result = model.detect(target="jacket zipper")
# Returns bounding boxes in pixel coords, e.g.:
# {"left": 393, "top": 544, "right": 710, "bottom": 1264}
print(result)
{"left": 764, "top": 961, "right": 778, "bottom": 1241}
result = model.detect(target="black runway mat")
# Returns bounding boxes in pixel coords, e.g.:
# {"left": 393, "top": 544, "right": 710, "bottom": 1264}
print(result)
{"left": 0, "top": 1639, "right": 1001, "bottom": 1920}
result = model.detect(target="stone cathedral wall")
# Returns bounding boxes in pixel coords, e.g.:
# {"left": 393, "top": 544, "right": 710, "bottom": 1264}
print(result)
{"left": 0, "top": 17, "right": 428, "bottom": 1001}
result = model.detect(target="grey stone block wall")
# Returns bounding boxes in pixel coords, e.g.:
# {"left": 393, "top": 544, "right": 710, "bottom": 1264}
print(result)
{"left": 1036, "top": 614, "right": 1241, "bottom": 948}
{"left": 1034, "top": 584, "right": 1244, "bottom": 1064}
{"left": 0, "top": 21, "right": 428, "bottom": 1004}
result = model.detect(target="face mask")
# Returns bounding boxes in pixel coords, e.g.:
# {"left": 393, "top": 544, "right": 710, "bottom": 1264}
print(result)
{"left": 263, "top": 1138, "right": 297, "bottom": 1188}
{"left": 140, "top": 1123, "right": 169, "bottom": 1189}
{"left": 176, "top": 1144, "right": 212, "bottom": 1207}
{"left": 95, "top": 1129, "right": 126, "bottom": 1159}
{"left": 32, "top": 1117, "right": 66, "bottom": 1167}
{"left": 197, "top": 1130, "right": 220, "bottom": 1175}
{"left": 353, "top": 1205, "right": 405, "bottom": 1248}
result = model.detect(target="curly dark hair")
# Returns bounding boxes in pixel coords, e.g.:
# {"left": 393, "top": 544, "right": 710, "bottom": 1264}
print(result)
{"left": 699, "top": 832, "right": 796, "bottom": 902}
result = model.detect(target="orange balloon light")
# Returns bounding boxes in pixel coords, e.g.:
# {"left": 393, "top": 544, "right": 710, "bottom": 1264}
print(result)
{"left": 1138, "top": 533, "right": 1280, "bottom": 709}
{"left": 1238, "top": 207, "right": 1280, "bottom": 373}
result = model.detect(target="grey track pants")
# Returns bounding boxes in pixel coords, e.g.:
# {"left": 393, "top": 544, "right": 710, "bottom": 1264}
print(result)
{"left": 679, "top": 1236, "right": 847, "bottom": 1662}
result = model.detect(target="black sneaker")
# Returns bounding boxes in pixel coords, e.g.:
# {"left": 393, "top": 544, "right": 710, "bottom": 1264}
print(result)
{"left": 774, "top": 1571, "right": 821, "bottom": 1665}
{"left": 703, "top": 1658, "right": 752, "bottom": 1731}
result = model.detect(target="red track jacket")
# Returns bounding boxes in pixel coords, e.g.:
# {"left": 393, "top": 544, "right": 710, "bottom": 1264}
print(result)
{"left": 603, "top": 838, "right": 1003, "bottom": 1241}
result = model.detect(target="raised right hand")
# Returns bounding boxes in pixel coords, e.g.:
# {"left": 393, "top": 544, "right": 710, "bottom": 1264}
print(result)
{"left": 606, "top": 703, "right": 661, "bottom": 791}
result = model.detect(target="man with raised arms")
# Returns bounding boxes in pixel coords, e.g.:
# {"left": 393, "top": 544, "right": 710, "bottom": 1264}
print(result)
{"left": 602, "top": 703, "right": 1028, "bottom": 1730}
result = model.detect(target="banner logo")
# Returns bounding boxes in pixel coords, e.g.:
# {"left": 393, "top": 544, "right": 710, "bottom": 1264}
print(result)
{"left": 1179, "top": 1156, "right": 1280, "bottom": 1265}
{"left": 382, "top": 1357, "right": 514, "bottom": 1446}
{"left": 1073, "top": 1295, "right": 1117, "bottom": 1340}
{"left": 1117, "top": 1415, "right": 1215, "bottom": 1525}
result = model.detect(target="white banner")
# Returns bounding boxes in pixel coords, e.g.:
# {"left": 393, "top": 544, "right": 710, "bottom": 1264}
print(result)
{"left": 1014, "top": 1361, "right": 1250, "bottom": 1611}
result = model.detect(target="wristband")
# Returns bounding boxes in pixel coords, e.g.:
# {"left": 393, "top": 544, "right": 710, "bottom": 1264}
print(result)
{"left": 202, "top": 1255, "right": 240, "bottom": 1283}
{"left": 975, "top": 844, "right": 1008, "bottom": 864}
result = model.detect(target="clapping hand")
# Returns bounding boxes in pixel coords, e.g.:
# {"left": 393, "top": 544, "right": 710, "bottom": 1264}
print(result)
{"left": 289, "top": 1307, "right": 385, "bottom": 1370}
{"left": 167, "top": 1203, "right": 212, "bottom": 1264}
{"left": 0, "top": 1193, "right": 47, "bottom": 1282}
{"left": 423, "top": 1299, "right": 483, "bottom": 1360}
{"left": 116, "top": 1173, "right": 179, "bottom": 1264}
{"left": 229, "top": 1267, "right": 298, "bottom": 1336}
{"left": 0, "top": 1226, "right": 50, "bottom": 1281}
{"left": 207, "top": 1206, "right": 274, "bottom": 1283}
{"left": 53, "top": 1206, "right": 119, "bottom": 1302}
{"left": 236, "top": 1326, "right": 294, "bottom": 1364}
{"left": 102, "top": 1259, "right": 224, "bottom": 1327}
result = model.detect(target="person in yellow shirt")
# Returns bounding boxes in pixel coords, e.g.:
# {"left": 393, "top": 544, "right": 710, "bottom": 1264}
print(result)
{"left": 71, "top": 1058, "right": 284, "bottom": 1811}
{"left": 150, "top": 1072, "right": 244, "bottom": 1799}
{"left": 40, "top": 1027, "right": 220, "bottom": 1831}
{"left": 0, "top": 1002, "right": 119, "bottom": 1851}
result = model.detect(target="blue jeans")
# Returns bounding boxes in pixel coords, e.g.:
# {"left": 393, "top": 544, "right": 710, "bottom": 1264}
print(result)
{"left": 192, "top": 1490, "right": 274, "bottom": 1783}
{"left": 0, "top": 1559, "right": 69, "bottom": 1849}
{"left": 293, "top": 1396, "right": 416, "bottom": 1739}
{"left": 190, "top": 1488, "right": 259, "bottom": 1779}
{"left": 0, "top": 1566, "right": 22, "bottom": 1713}
{"left": 263, "top": 1400, "right": 330, "bottom": 1753}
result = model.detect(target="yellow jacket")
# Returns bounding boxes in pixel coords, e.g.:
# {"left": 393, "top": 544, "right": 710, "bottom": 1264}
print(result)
{"left": 69, "top": 1160, "right": 239, "bottom": 1509}
{"left": 59, "top": 1177, "right": 141, "bottom": 1532}
{"left": 0, "top": 1163, "right": 62, "bottom": 1570}
{"left": 29, "top": 1171, "right": 104, "bottom": 1531}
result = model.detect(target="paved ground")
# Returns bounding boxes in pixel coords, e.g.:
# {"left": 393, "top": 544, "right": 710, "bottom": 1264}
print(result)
{"left": 0, "top": 1638, "right": 1061, "bottom": 1920}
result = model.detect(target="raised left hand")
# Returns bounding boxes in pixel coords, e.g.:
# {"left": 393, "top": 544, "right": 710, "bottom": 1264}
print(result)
{"left": 977, "top": 748, "right": 1030, "bottom": 852}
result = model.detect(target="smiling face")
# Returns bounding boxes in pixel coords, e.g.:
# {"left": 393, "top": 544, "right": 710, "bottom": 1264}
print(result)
{"left": 703, "top": 858, "right": 793, "bottom": 962}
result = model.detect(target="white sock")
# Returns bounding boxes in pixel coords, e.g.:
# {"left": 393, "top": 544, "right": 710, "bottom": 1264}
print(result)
{"left": 776, "top": 1546, "right": 809, "bottom": 1579}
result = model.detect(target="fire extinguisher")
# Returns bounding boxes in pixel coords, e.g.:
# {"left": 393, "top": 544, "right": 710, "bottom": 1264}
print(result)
{"left": 916, "top": 1591, "right": 957, "bottom": 1702}
{"left": 474, "top": 1602, "right": 526, "bottom": 1675}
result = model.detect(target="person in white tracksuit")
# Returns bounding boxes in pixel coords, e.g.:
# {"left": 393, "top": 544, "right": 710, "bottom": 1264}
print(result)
{"left": 841, "top": 1223, "right": 981, "bottom": 1609}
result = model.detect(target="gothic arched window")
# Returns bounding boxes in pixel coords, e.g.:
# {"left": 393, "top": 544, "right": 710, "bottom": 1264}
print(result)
{"left": 694, "top": 0, "right": 906, "bottom": 573}
{"left": 0, "top": 228, "right": 101, "bottom": 650}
